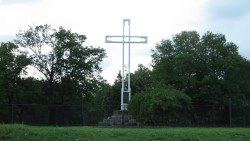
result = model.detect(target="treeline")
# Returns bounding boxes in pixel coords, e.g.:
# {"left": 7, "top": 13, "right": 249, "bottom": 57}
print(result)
{"left": 0, "top": 25, "right": 249, "bottom": 126}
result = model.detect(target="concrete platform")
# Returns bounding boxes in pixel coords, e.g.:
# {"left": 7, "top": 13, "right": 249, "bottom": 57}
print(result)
{"left": 98, "top": 110, "right": 138, "bottom": 126}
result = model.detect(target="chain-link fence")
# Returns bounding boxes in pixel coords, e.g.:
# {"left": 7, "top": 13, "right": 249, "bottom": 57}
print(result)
{"left": 0, "top": 102, "right": 249, "bottom": 127}
{"left": 0, "top": 104, "right": 96, "bottom": 126}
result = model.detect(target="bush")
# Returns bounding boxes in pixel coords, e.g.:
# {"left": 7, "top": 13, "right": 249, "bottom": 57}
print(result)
{"left": 128, "top": 83, "right": 192, "bottom": 125}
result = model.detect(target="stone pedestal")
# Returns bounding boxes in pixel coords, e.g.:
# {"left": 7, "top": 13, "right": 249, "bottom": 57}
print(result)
{"left": 98, "top": 110, "right": 138, "bottom": 126}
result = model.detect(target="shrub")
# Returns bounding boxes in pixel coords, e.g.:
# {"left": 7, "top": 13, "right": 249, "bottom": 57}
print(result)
{"left": 128, "top": 83, "right": 192, "bottom": 125}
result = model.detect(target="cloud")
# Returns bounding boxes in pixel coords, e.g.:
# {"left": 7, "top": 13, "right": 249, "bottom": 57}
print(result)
{"left": 203, "top": 0, "right": 250, "bottom": 59}
{"left": 0, "top": 0, "right": 40, "bottom": 5}
{"left": 0, "top": 35, "right": 15, "bottom": 42}
{"left": 207, "top": 0, "right": 250, "bottom": 20}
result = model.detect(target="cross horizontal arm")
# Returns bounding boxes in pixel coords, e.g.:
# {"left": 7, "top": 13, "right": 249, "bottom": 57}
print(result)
{"left": 105, "top": 35, "right": 148, "bottom": 44}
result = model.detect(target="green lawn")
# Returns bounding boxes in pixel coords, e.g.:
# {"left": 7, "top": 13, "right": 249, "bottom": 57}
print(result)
{"left": 0, "top": 124, "right": 250, "bottom": 141}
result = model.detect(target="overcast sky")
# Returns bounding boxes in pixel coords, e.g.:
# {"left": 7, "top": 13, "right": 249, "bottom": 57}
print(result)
{"left": 0, "top": 0, "right": 249, "bottom": 84}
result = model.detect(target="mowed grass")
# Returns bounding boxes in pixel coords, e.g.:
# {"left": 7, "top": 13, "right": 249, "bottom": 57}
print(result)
{"left": 0, "top": 124, "right": 250, "bottom": 141}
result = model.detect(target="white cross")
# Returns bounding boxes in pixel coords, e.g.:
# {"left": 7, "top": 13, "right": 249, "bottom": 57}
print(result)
{"left": 105, "top": 19, "right": 148, "bottom": 110}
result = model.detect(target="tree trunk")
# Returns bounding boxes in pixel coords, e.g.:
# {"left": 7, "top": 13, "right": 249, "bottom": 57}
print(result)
{"left": 48, "top": 77, "right": 56, "bottom": 125}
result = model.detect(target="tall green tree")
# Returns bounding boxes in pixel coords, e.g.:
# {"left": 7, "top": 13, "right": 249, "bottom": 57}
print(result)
{"left": 15, "top": 25, "right": 106, "bottom": 124}
{"left": 152, "top": 31, "right": 250, "bottom": 125}
{"left": 0, "top": 42, "right": 30, "bottom": 104}
{"left": 0, "top": 42, "right": 30, "bottom": 122}
{"left": 131, "top": 64, "right": 152, "bottom": 94}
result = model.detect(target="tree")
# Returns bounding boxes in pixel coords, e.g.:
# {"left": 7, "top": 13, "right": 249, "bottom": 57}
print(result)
{"left": 88, "top": 80, "right": 111, "bottom": 124}
{"left": 0, "top": 42, "right": 31, "bottom": 103}
{"left": 108, "top": 71, "right": 122, "bottom": 114}
{"left": 131, "top": 64, "right": 152, "bottom": 94}
{"left": 15, "top": 25, "right": 106, "bottom": 124}
{"left": 0, "top": 42, "right": 30, "bottom": 122}
{"left": 151, "top": 31, "right": 250, "bottom": 125}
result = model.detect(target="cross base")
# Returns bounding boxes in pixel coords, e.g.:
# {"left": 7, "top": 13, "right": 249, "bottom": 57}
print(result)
{"left": 98, "top": 110, "right": 139, "bottom": 126}
{"left": 121, "top": 104, "right": 128, "bottom": 110}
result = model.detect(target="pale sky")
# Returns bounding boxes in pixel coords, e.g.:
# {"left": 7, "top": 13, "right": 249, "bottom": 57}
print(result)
{"left": 0, "top": 0, "right": 249, "bottom": 84}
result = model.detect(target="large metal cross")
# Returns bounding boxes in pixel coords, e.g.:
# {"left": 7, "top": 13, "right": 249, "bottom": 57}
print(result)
{"left": 105, "top": 19, "right": 148, "bottom": 110}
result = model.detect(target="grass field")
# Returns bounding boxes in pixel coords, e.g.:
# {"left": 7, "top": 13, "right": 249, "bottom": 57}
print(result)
{"left": 0, "top": 124, "right": 250, "bottom": 141}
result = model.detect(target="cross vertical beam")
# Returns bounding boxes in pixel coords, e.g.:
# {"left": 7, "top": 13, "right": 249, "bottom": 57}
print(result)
{"left": 105, "top": 19, "right": 147, "bottom": 110}
{"left": 121, "top": 19, "right": 126, "bottom": 110}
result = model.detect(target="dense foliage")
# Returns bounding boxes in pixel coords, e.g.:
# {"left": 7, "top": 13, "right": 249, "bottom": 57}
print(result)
{"left": 0, "top": 25, "right": 106, "bottom": 125}
{"left": 128, "top": 83, "right": 192, "bottom": 125}
{"left": 151, "top": 31, "right": 250, "bottom": 125}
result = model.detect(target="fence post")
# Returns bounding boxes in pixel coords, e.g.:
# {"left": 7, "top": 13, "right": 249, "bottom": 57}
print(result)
{"left": 228, "top": 97, "right": 232, "bottom": 127}
{"left": 11, "top": 104, "right": 14, "bottom": 123}
{"left": 81, "top": 94, "right": 84, "bottom": 125}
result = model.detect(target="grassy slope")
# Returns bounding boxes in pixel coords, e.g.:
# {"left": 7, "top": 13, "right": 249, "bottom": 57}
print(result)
{"left": 0, "top": 124, "right": 250, "bottom": 141}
